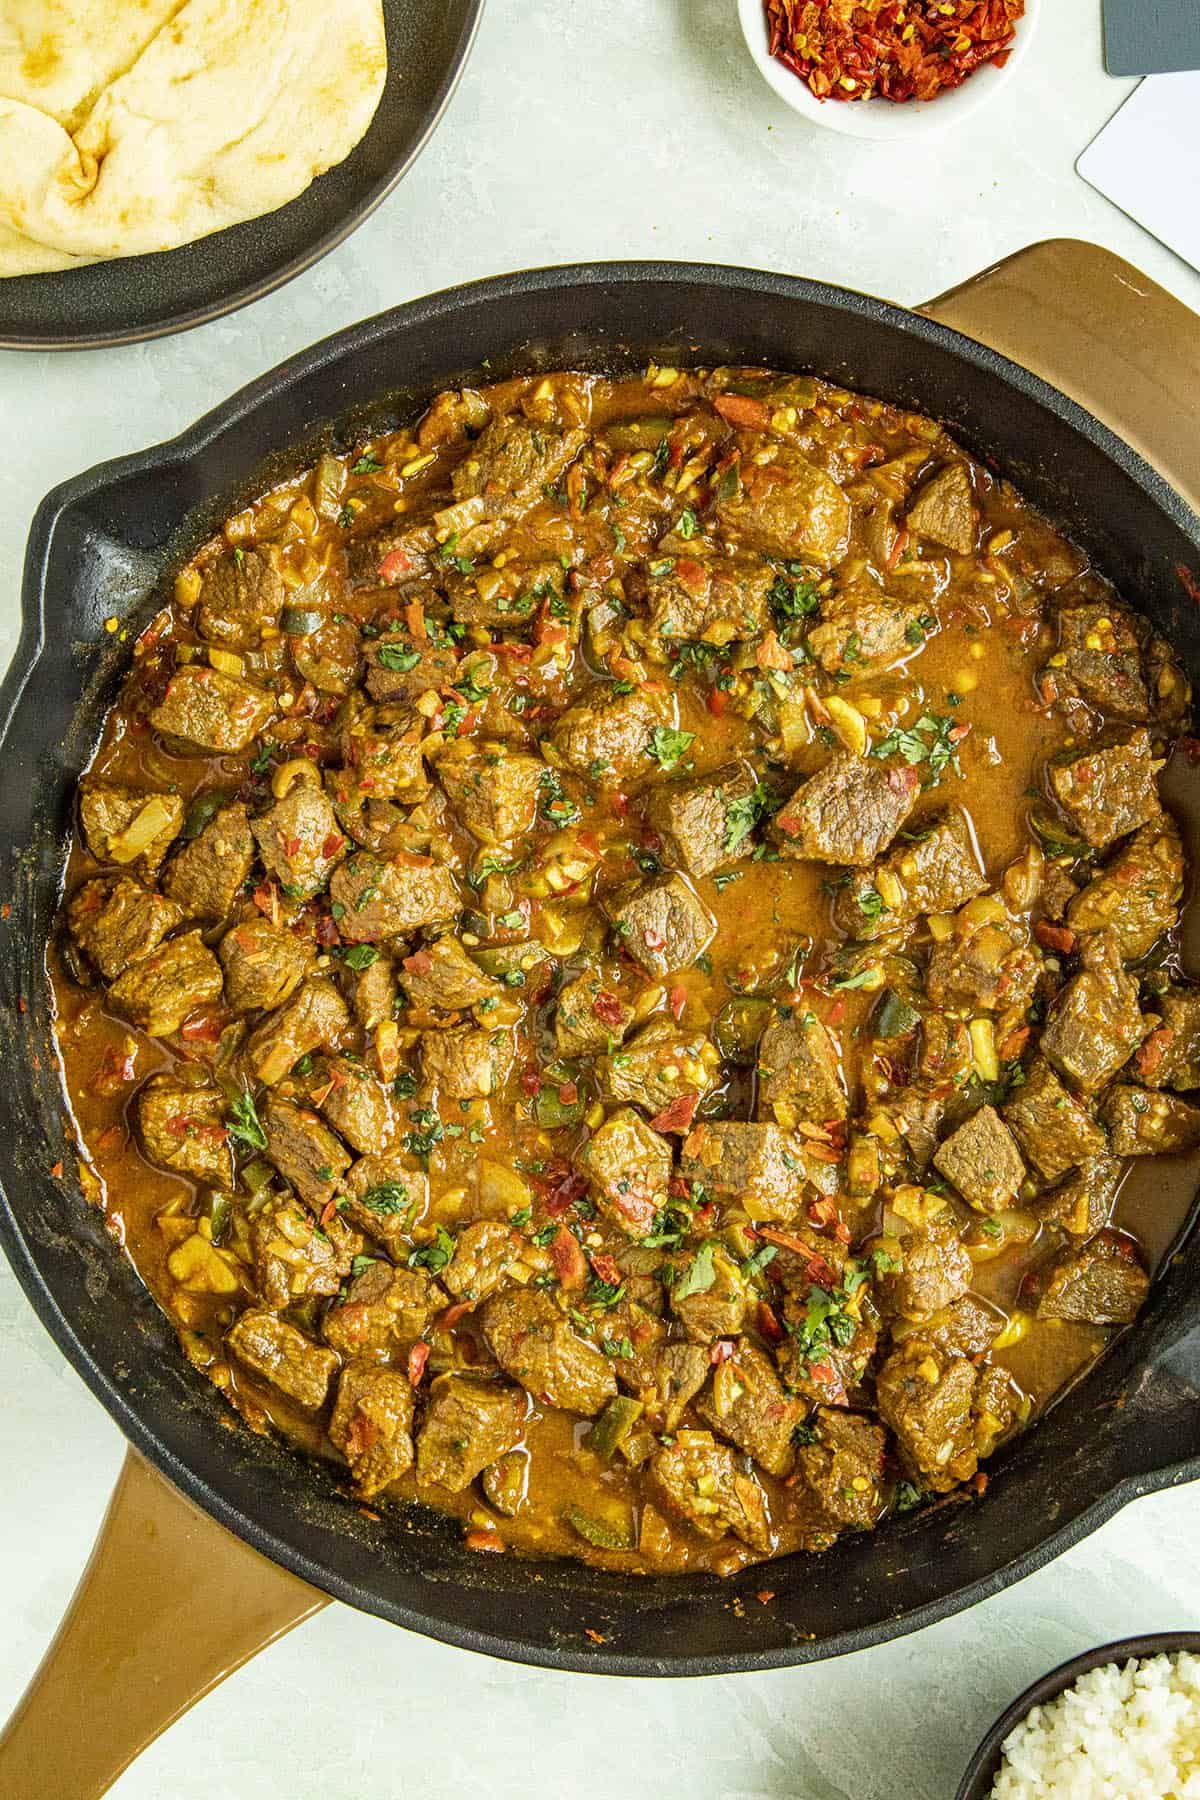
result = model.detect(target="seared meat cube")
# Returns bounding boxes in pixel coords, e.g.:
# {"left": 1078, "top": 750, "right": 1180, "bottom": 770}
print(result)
{"left": 904, "top": 461, "right": 977, "bottom": 555}
{"left": 644, "top": 760, "right": 759, "bottom": 879}
{"left": 875, "top": 1340, "right": 982, "bottom": 1492}
{"left": 245, "top": 978, "right": 349, "bottom": 1084}
{"left": 481, "top": 1289, "right": 617, "bottom": 1415}
{"left": 576, "top": 1108, "right": 672, "bottom": 1237}
{"left": 1040, "top": 930, "right": 1147, "bottom": 1093}
{"left": 834, "top": 811, "right": 986, "bottom": 938}
{"left": 149, "top": 664, "right": 276, "bottom": 753}
{"left": 353, "top": 951, "right": 398, "bottom": 1030}
{"left": 329, "top": 1360, "right": 415, "bottom": 1497}
{"left": 680, "top": 1121, "right": 805, "bottom": 1222}
{"left": 323, "top": 1259, "right": 443, "bottom": 1358}
{"left": 262, "top": 1096, "right": 352, "bottom": 1208}
{"left": 548, "top": 680, "right": 674, "bottom": 788}
{"left": 933, "top": 1105, "right": 1025, "bottom": 1213}
{"left": 645, "top": 1436, "right": 770, "bottom": 1551}
{"left": 795, "top": 1408, "right": 887, "bottom": 1530}
{"left": 915, "top": 1015, "right": 973, "bottom": 1089}
{"left": 415, "top": 1376, "right": 527, "bottom": 1492}
{"left": 226, "top": 1310, "right": 337, "bottom": 1411}
{"left": 195, "top": 549, "right": 283, "bottom": 648}
{"left": 1032, "top": 1155, "right": 1124, "bottom": 1237}
{"left": 1035, "top": 1231, "right": 1149, "bottom": 1325}
{"left": 1102, "top": 1086, "right": 1200, "bottom": 1156}
{"left": 420, "top": 1024, "right": 513, "bottom": 1099}
{"left": 714, "top": 442, "right": 851, "bottom": 567}
{"left": 329, "top": 852, "right": 460, "bottom": 942}
{"left": 1137, "top": 987, "right": 1200, "bottom": 1091}
{"left": 399, "top": 937, "right": 502, "bottom": 1014}
{"left": 1044, "top": 603, "right": 1155, "bottom": 722}
{"left": 696, "top": 1337, "right": 802, "bottom": 1477}
{"left": 336, "top": 708, "right": 428, "bottom": 809}
{"left": 875, "top": 1089, "right": 946, "bottom": 1175}
{"left": 442, "top": 556, "right": 563, "bottom": 629}
{"left": 607, "top": 873, "right": 715, "bottom": 979}
{"left": 554, "top": 972, "right": 633, "bottom": 1059}
{"left": 250, "top": 1194, "right": 358, "bottom": 1308}
{"left": 875, "top": 1215, "right": 971, "bottom": 1319}
{"left": 289, "top": 615, "right": 363, "bottom": 697}
{"left": 645, "top": 556, "right": 772, "bottom": 641}
{"left": 164, "top": 802, "right": 255, "bottom": 919}
{"left": 442, "top": 1219, "right": 531, "bottom": 1303}
{"left": 67, "top": 877, "right": 182, "bottom": 980}
{"left": 435, "top": 739, "right": 544, "bottom": 845}
{"left": 450, "top": 418, "right": 587, "bottom": 520}
{"left": 774, "top": 753, "right": 920, "bottom": 866}
{"left": 1067, "top": 816, "right": 1184, "bottom": 960}
{"left": 252, "top": 785, "right": 346, "bottom": 899}
{"left": 926, "top": 913, "right": 1040, "bottom": 1015}
{"left": 807, "top": 595, "right": 927, "bottom": 678}
{"left": 364, "top": 631, "right": 460, "bottom": 705}
{"left": 920, "top": 1294, "right": 1003, "bottom": 1358}
{"left": 79, "top": 782, "right": 184, "bottom": 879}
{"left": 337, "top": 1150, "right": 429, "bottom": 1247}
{"left": 108, "top": 930, "right": 223, "bottom": 1036}
{"left": 136, "top": 1076, "right": 232, "bottom": 1185}
{"left": 312, "top": 1054, "right": 395, "bottom": 1155}
{"left": 641, "top": 1341, "right": 710, "bottom": 1432}
{"left": 756, "top": 1010, "right": 846, "bottom": 1127}
{"left": 1047, "top": 726, "right": 1158, "bottom": 850}
{"left": 219, "top": 917, "right": 316, "bottom": 1014}
{"left": 1004, "top": 1058, "right": 1106, "bottom": 1182}
{"left": 598, "top": 1016, "right": 720, "bottom": 1117}
{"left": 670, "top": 1243, "right": 751, "bottom": 1345}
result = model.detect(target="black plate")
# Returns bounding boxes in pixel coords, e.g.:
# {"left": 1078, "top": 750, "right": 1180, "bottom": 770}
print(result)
{"left": 0, "top": 0, "right": 483, "bottom": 352}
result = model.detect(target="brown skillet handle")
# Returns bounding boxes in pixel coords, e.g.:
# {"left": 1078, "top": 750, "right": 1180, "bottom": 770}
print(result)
{"left": 920, "top": 238, "right": 1200, "bottom": 518}
{"left": 0, "top": 1448, "right": 327, "bottom": 1800}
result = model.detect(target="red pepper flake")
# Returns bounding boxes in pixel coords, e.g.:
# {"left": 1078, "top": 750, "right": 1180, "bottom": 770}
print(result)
{"left": 548, "top": 1226, "right": 587, "bottom": 1289}
{"left": 642, "top": 926, "right": 667, "bottom": 952}
{"left": 407, "top": 1341, "right": 431, "bottom": 1387}
{"left": 321, "top": 833, "right": 345, "bottom": 859}
{"left": 668, "top": 983, "right": 688, "bottom": 1022}
{"left": 521, "top": 1067, "right": 543, "bottom": 1097}
{"left": 439, "top": 1300, "right": 474, "bottom": 1330}
{"left": 707, "top": 686, "right": 728, "bottom": 718}
{"left": 757, "top": 1300, "right": 785, "bottom": 1344}
{"left": 764, "top": 0, "right": 1025, "bottom": 106}
{"left": 541, "top": 1167, "right": 590, "bottom": 1215}
{"left": 1034, "top": 919, "right": 1076, "bottom": 954}
{"left": 17, "top": 996, "right": 27, "bottom": 1015}
{"left": 589, "top": 1250, "right": 622, "bottom": 1286}
{"left": 591, "top": 989, "right": 626, "bottom": 1027}
{"left": 0, "top": 903, "right": 9, "bottom": 920}
{"left": 713, "top": 392, "right": 771, "bottom": 431}
{"left": 315, "top": 913, "right": 340, "bottom": 947}
{"left": 319, "top": 1197, "right": 339, "bottom": 1228}
{"left": 826, "top": 996, "right": 847, "bottom": 1026}
{"left": 649, "top": 1091, "right": 699, "bottom": 1135}
{"left": 405, "top": 600, "right": 428, "bottom": 641}
{"left": 1177, "top": 564, "right": 1200, "bottom": 606}
{"left": 465, "top": 1530, "right": 505, "bottom": 1554}
{"left": 557, "top": 1079, "right": 579, "bottom": 1105}
{"left": 403, "top": 949, "right": 434, "bottom": 977}
{"left": 49, "top": 1160, "right": 64, "bottom": 1179}
{"left": 584, "top": 1627, "right": 607, "bottom": 1644}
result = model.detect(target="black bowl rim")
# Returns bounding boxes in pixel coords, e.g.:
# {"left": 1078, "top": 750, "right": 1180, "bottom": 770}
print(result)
{"left": 956, "top": 1630, "right": 1200, "bottom": 1797}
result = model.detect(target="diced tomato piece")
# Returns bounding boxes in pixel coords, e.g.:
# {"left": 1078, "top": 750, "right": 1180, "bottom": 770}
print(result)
{"left": 609, "top": 791, "right": 629, "bottom": 821}
{"left": 1136, "top": 1027, "right": 1175, "bottom": 1081}
{"left": 521, "top": 1067, "right": 543, "bottom": 1096}
{"left": 668, "top": 984, "right": 687, "bottom": 1022}
{"left": 403, "top": 949, "right": 434, "bottom": 976}
{"left": 321, "top": 833, "right": 344, "bottom": 859}
{"left": 707, "top": 686, "right": 728, "bottom": 717}
{"left": 1034, "top": 919, "right": 1076, "bottom": 954}
{"left": 592, "top": 989, "right": 626, "bottom": 1027}
{"left": 649, "top": 1091, "right": 699, "bottom": 1135}
{"left": 826, "top": 997, "right": 847, "bottom": 1026}
{"left": 550, "top": 1225, "right": 587, "bottom": 1289}
{"left": 755, "top": 629, "right": 793, "bottom": 672}
{"left": 407, "top": 1342, "right": 431, "bottom": 1387}
{"left": 377, "top": 548, "right": 414, "bottom": 583}
{"left": 557, "top": 1080, "right": 579, "bottom": 1105}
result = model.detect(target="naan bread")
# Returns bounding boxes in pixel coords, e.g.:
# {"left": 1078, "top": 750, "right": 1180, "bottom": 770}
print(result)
{"left": 0, "top": 0, "right": 387, "bottom": 277}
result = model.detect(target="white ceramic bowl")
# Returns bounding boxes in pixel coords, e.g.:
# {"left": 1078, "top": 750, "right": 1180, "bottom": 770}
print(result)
{"left": 736, "top": 0, "right": 1040, "bottom": 140}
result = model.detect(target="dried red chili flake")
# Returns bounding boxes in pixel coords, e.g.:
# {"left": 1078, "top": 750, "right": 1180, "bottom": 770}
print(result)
{"left": 764, "top": 0, "right": 1024, "bottom": 105}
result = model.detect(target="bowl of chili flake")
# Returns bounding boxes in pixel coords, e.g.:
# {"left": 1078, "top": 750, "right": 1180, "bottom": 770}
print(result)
{"left": 738, "top": 0, "right": 1035, "bottom": 139}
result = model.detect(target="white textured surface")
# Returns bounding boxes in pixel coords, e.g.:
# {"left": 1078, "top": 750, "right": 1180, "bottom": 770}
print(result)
{"left": 2, "top": 1, "right": 1199, "bottom": 1793}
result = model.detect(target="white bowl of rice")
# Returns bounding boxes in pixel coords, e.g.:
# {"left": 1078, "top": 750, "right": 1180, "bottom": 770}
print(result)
{"left": 958, "top": 1636, "right": 1200, "bottom": 1799}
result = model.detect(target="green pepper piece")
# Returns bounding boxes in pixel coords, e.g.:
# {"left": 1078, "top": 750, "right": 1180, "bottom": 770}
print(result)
{"left": 713, "top": 996, "right": 772, "bottom": 1064}
{"left": 280, "top": 605, "right": 324, "bottom": 636}
{"left": 181, "top": 789, "right": 229, "bottom": 839}
{"left": 873, "top": 989, "right": 922, "bottom": 1040}
{"left": 561, "top": 1502, "right": 635, "bottom": 1551}
{"left": 584, "top": 1395, "right": 645, "bottom": 1459}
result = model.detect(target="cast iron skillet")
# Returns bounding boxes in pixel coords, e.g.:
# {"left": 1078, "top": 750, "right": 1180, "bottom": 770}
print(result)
{"left": 2, "top": 260, "right": 1200, "bottom": 1677}
{"left": 0, "top": 0, "right": 483, "bottom": 351}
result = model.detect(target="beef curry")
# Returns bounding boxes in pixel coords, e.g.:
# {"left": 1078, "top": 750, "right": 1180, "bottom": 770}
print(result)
{"left": 49, "top": 365, "right": 1200, "bottom": 1576}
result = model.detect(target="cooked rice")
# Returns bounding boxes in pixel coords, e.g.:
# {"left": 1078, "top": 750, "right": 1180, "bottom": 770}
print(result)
{"left": 992, "top": 1652, "right": 1200, "bottom": 1798}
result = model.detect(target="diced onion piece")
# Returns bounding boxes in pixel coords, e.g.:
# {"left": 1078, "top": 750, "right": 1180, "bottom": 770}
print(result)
{"left": 107, "top": 795, "right": 176, "bottom": 864}
{"left": 969, "top": 1018, "right": 999, "bottom": 1083}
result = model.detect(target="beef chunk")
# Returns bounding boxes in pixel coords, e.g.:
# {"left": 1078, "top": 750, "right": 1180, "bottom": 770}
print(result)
{"left": 338, "top": 707, "right": 428, "bottom": 805}
{"left": 795, "top": 1408, "right": 887, "bottom": 1530}
{"left": 323, "top": 1259, "right": 443, "bottom": 1357}
{"left": 262, "top": 1096, "right": 352, "bottom": 1207}
{"left": 1047, "top": 727, "right": 1159, "bottom": 850}
{"left": 645, "top": 556, "right": 772, "bottom": 641}
{"left": 442, "top": 556, "right": 563, "bottom": 628}
{"left": 336, "top": 1151, "right": 429, "bottom": 1247}
{"left": 245, "top": 978, "right": 349, "bottom": 1085}
{"left": 67, "top": 877, "right": 183, "bottom": 980}
{"left": 926, "top": 913, "right": 1041, "bottom": 1015}
{"left": 554, "top": 972, "right": 634, "bottom": 1059}
{"left": 450, "top": 418, "right": 587, "bottom": 520}
{"left": 480, "top": 1289, "right": 617, "bottom": 1415}
{"left": 607, "top": 873, "right": 715, "bottom": 978}
{"left": 364, "top": 631, "right": 460, "bottom": 705}
{"left": 435, "top": 739, "right": 544, "bottom": 845}
{"left": 807, "top": 595, "right": 927, "bottom": 678}
{"left": 714, "top": 442, "right": 851, "bottom": 568}
{"left": 916, "top": 1015, "right": 973, "bottom": 1089}
{"left": 640, "top": 1341, "right": 710, "bottom": 1432}
{"left": 1003, "top": 1058, "right": 1106, "bottom": 1182}
{"left": 1045, "top": 603, "right": 1156, "bottom": 721}
{"left": 756, "top": 1010, "right": 846, "bottom": 1127}
{"left": 645, "top": 1436, "right": 770, "bottom": 1551}
{"left": 644, "top": 761, "right": 759, "bottom": 879}
{"left": 548, "top": 681, "right": 674, "bottom": 787}
{"left": 252, "top": 786, "right": 346, "bottom": 899}
{"left": 680, "top": 1121, "right": 805, "bottom": 1222}
{"left": 670, "top": 1243, "right": 751, "bottom": 1345}
{"left": 353, "top": 951, "right": 398, "bottom": 1030}
{"left": 219, "top": 917, "right": 316, "bottom": 1014}
{"left": 1035, "top": 1232, "right": 1149, "bottom": 1325}
{"left": 1040, "top": 930, "right": 1147, "bottom": 1093}
{"left": 442, "top": 1219, "right": 531, "bottom": 1303}
{"left": 1032, "top": 1154, "right": 1123, "bottom": 1237}
{"left": 195, "top": 549, "right": 283, "bottom": 647}
{"left": 875, "top": 1215, "right": 971, "bottom": 1319}
{"left": 904, "top": 461, "right": 977, "bottom": 555}
{"left": 250, "top": 1194, "right": 358, "bottom": 1308}
{"left": 149, "top": 665, "right": 276, "bottom": 753}
{"left": 597, "top": 1016, "right": 720, "bottom": 1117}
{"left": 933, "top": 1105, "right": 1025, "bottom": 1213}
{"left": 875, "top": 1340, "right": 982, "bottom": 1492}
{"left": 79, "top": 783, "right": 184, "bottom": 879}
{"left": 695, "top": 1337, "right": 802, "bottom": 1477}
{"left": 329, "top": 1361, "right": 415, "bottom": 1497}
{"left": 226, "top": 1310, "right": 337, "bottom": 1411}
{"left": 415, "top": 1376, "right": 527, "bottom": 1491}
{"left": 576, "top": 1108, "right": 672, "bottom": 1237}
{"left": 1067, "top": 816, "right": 1184, "bottom": 961}
{"left": 835, "top": 811, "right": 987, "bottom": 938}
{"left": 399, "top": 936, "right": 503, "bottom": 1013}
{"left": 774, "top": 753, "right": 920, "bottom": 866}
{"left": 108, "top": 930, "right": 223, "bottom": 1036}
{"left": 164, "top": 802, "right": 255, "bottom": 918}
{"left": 136, "top": 1076, "right": 232, "bottom": 1185}
{"left": 312, "top": 1054, "right": 395, "bottom": 1155}
{"left": 1137, "top": 987, "right": 1200, "bottom": 1091}
{"left": 420, "top": 1023, "right": 513, "bottom": 1099}
{"left": 1102, "top": 1085, "right": 1200, "bottom": 1156}
{"left": 920, "top": 1293, "right": 1003, "bottom": 1358}
{"left": 329, "top": 853, "right": 460, "bottom": 942}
